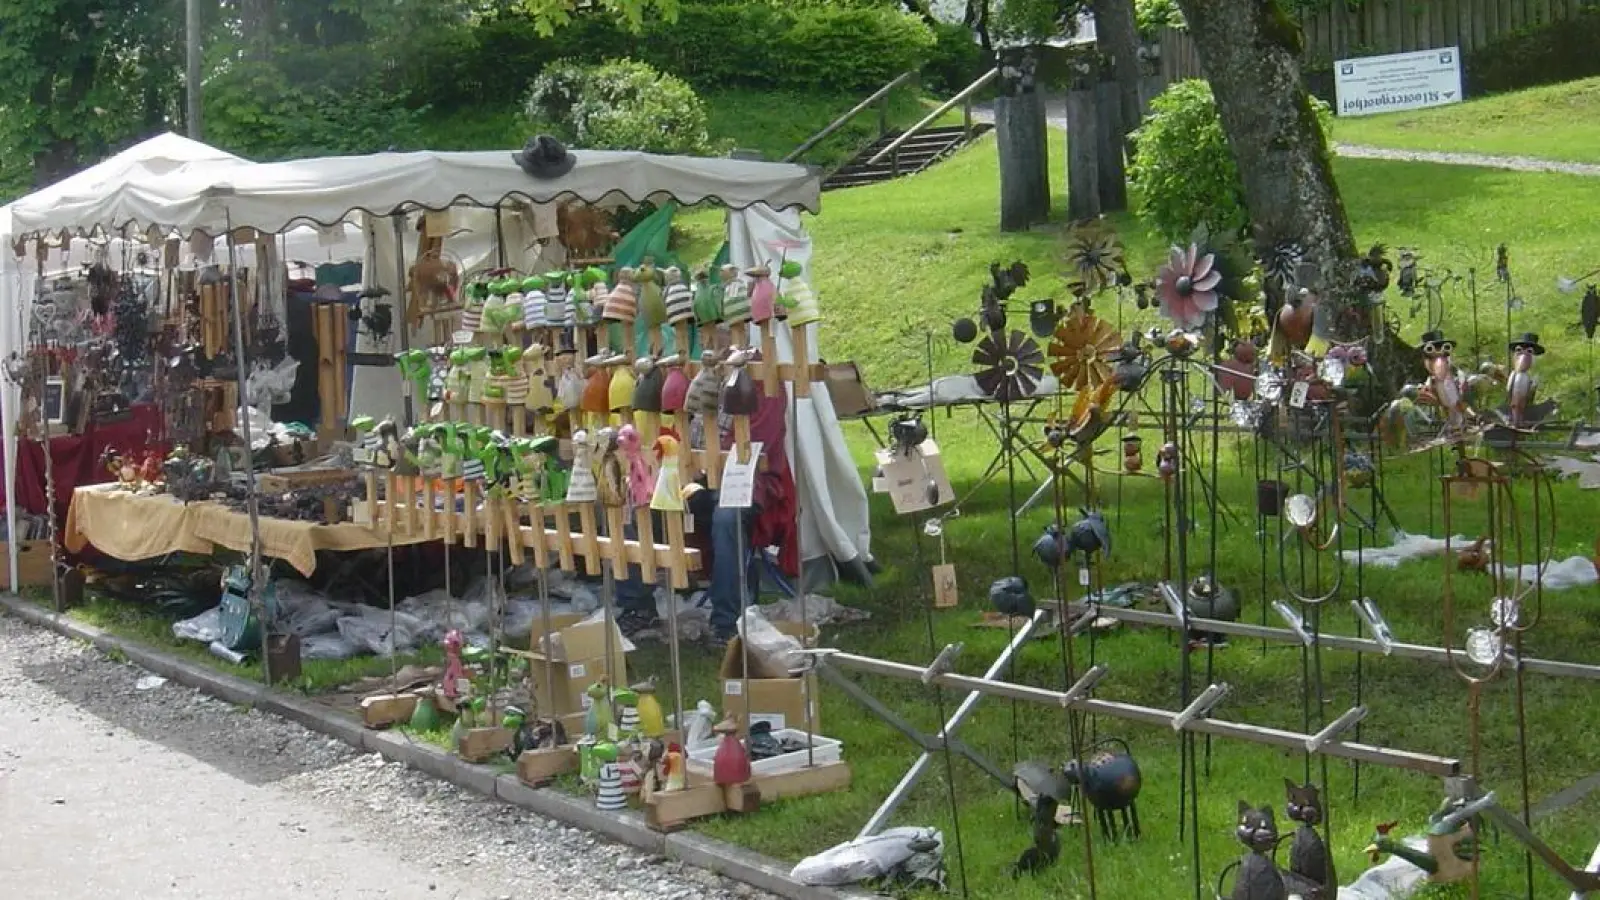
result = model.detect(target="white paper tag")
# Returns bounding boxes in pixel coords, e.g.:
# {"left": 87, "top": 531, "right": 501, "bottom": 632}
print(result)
{"left": 1078, "top": 567, "right": 1091, "bottom": 587}
{"left": 723, "top": 680, "right": 743, "bottom": 696}
{"left": 719, "top": 442, "right": 763, "bottom": 509}
{"left": 1290, "top": 381, "right": 1310, "bottom": 409}
{"left": 750, "top": 713, "right": 786, "bottom": 731}
{"left": 452, "top": 329, "right": 474, "bottom": 346}
{"left": 568, "top": 663, "right": 586, "bottom": 679}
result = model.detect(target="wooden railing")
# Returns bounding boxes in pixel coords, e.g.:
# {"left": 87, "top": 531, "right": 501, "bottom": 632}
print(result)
{"left": 865, "top": 67, "right": 998, "bottom": 172}
{"left": 782, "top": 70, "right": 920, "bottom": 163}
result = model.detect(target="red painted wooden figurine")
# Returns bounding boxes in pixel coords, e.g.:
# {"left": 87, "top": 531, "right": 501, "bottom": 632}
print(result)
{"left": 441, "top": 629, "right": 466, "bottom": 702}
{"left": 711, "top": 717, "right": 752, "bottom": 785}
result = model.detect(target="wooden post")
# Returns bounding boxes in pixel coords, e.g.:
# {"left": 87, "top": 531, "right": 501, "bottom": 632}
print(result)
{"left": 461, "top": 479, "right": 477, "bottom": 548}
{"left": 577, "top": 503, "right": 602, "bottom": 575}
{"left": 995, "top": 51, "right": 1050, "bottom": 232}
{"left": 1094, "top": 79, "right": 1129, "bottom": 213}
{"left": 605, "top": 504, "right": 629, "bottom": 572}
{"left": 1065, "top": 87, "right": 1103, "bottom": 221}
{"left": 791, "top": 324, "right": 812, "bottom": 399}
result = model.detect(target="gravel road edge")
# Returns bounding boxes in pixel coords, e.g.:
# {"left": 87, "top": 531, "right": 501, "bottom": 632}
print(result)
{"left": 0, "top": 592, "right": 868, "bottom": 900}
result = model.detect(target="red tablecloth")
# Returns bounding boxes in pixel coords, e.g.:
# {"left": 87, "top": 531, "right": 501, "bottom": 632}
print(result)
{"left": 3, "top": 404, "right": 168, "bottom": 524}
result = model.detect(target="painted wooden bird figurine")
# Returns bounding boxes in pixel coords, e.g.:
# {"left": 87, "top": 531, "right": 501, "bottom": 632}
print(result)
{"left": 1271, "top": 275, "right": 1319, "bottom": 361}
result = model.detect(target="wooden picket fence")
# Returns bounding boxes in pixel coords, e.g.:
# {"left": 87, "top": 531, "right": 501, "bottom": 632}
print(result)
{"left": 1159, "top": 0, "right": 1592, "bottom": 82}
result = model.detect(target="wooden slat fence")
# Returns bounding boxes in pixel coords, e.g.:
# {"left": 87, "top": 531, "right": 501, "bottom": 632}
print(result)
{"left": 1160, "top": 0, "right": 1589, "bottom": 82}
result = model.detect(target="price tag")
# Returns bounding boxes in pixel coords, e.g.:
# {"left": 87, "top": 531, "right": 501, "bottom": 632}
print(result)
{"left": 719, "top": 442, "right": 763, "bottom": 509}
{"left": 723, "top": 680, "right": 743, "bottom": 696}
{"left": 1078, "top": 567, "right": 1091, "bottom": 587}
{"left": 568, "top": 663, "right": 587, "bottom": 679}
{"left": 1289, "top": 381, "right": 1310, "bottom": 409}
{"left": 932, "top": 563, "right": 958, "bottom": 608}
{"left": 452, "top": 329, "right": 474, "bottom": 346}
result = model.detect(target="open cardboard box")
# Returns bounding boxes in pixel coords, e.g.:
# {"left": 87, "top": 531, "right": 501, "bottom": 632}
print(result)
{"left": 719, "top": 620, "right": 821, "bottom": 734}
{"left": 523, "top": 613, "right": 631, "bottom": 716}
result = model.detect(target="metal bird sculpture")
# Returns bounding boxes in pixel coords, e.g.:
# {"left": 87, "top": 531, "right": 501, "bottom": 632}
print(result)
{"left": 989, "top": 576, "right": 1034, "bottom": 618}
{"left": 1032, "top": 524, "right": 1067, "bottom": 568}
{"left": 1066, "top": 508, "right": 1111, "bottom": 560}
{"left": 1011, "top": 760, "right": 1072, "bottom": 877}
{"left": 1504, "top": 332, "right": 1549, "bottom": 428}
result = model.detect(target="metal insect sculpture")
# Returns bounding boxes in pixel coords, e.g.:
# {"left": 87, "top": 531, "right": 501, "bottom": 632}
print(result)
{"left": 1062, "top": 737, "right": 1142, "bottom": 841}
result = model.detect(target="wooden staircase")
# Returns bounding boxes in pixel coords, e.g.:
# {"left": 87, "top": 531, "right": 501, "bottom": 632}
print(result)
{"left": 823, "top": 123, "right": 993, "bottom": 191}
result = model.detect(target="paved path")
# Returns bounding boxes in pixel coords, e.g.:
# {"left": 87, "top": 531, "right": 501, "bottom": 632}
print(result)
{"left": 970, "top": 101, "right": 1600, "bottom": 176}
{"left": 0, "top": 613, "right": 764, "bottom": 900}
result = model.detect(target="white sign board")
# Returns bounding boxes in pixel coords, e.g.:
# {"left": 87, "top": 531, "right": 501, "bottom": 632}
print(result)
{"left": 1334, "top": 47, "right": 1462, "bottom": 117}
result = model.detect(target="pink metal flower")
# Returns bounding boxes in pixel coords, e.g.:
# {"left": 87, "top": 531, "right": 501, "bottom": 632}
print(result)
{"left": 1155, "top": 244, "right": 1222, "bottom": 329}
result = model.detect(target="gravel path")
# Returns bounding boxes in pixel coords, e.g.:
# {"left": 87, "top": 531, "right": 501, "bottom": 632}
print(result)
{"left": 0, "top": 613, "right": 774, "bottom": 900}
{"left": 970, "top": 101, "right": 1600, "bottom": 176}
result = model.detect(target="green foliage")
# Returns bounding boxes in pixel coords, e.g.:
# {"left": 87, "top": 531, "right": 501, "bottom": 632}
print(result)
{"left": 921, "top": 21, "right": 988, "bottom": 95}
{"left": 1135, "top": 0, "right": 1186, "bottom": 40}
{"left": 525, "top": 59, "right": 719, "bottom": 155}
{"left": 1464, "top": 7, "right": 1600, "bottom": 96}
{"left": 518, "top": 0, "right": 681, "bottom": 36}
{"left": 203, "top": 58, "right": 429, "bottom": 161}
{"left": 403, "top": 3, "right": 937, "bottom": 111}
{"left": 1130, "top": 79, "right": 1332, "bottom": 243}
{"left": 1129, "top": 80, "right": 1249, "bottom": 243}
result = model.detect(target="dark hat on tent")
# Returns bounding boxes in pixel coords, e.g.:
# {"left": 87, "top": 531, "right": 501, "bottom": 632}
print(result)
{"left": 513, "top": 135, "right": 577, "bottom": 180}
{"left": 1419, "top": 329, "right": 1454, "bottom": 354}
{"left": 1509, "top": 332, "right": 1545, "bottom": 355}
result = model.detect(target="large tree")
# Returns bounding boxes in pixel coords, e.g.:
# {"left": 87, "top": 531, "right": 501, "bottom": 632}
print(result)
{"left": 1171, "top": 0, "right": 1361, "bottom": 331}
{"left": 0, "top": 0, "right": 186, "bottom": 197}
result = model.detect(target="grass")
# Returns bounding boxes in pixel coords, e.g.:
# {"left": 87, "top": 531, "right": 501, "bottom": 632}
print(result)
{"left": 415, "top": 85, "right": 937, "bottom": 170}
{"left": 44, "top": 125, "right": 1600, "bottom": 898}
{"left": 1333, "top": 76, "right": 1600, "bottom": 165}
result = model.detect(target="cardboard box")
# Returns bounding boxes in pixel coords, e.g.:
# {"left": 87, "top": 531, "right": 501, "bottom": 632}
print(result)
{"left": 525, "top": 613, "right": 630, "bottom": 716}
{"left": 720, "top": 621, "right": 821, "bottom": 733}
{"left": 0, "top": 540, "right": 55, "bottom": 588}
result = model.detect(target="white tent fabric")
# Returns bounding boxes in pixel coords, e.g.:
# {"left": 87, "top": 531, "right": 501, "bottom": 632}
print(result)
{"left": 10, "top": 148, "right": 822, "bottom": 240}
{"left": 0, "top": 133, "right": 249, "bottom": 592}
{"left": 730, "top": 205, "right": 872, "bottom": 567}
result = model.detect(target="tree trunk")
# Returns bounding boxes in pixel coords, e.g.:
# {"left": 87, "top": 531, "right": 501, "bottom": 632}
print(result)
{"left": 995, "top": 49, "right": 1050, "bottom": 232}
{"left": 1090, "top": 0, "right": 1146, "bottom": 144}
{"left": 1065, "top": 87, "right": 1101, "bottom": 221}
{"left": 1173, "top": 0, "right": 1361, "bottom": 336}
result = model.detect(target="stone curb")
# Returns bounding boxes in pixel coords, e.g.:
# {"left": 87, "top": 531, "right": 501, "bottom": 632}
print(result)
{"left": 0, "top": 594, "right": 868, "bottom": 900}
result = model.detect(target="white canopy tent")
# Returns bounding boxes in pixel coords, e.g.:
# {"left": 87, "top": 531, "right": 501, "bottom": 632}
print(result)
{"left": 8, "top": 144, "right": 871, "bottom": 576}
{"left": 0, "top": 133, "right": 253, "bottom": 593}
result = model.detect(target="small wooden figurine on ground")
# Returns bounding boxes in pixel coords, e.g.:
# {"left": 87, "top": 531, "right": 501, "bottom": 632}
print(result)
{"left": 594, "top": 743, "right": 627, "bottom": 810}
{"left": 662, "top": 742, "right": 687, "bottom": 792}
{"left": 584, "top": 680, "right": 614, "bottom": 739}
{"left": 633, "top": 678, "right": 666, "bottom": 738}
{"left": 711, "top": 717, "right": 752, "bottom": 785}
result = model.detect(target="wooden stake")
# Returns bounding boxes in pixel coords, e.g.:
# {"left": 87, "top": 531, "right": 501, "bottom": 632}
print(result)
{"left": 461, "top": 479, "right": 477, "bottom": 548}
{"left": 577, "top": 503, "right": 602, "bottom": 576}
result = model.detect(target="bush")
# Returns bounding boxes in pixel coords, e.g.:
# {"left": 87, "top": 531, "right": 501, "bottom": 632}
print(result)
{"left": 206, "top": 58, "right": 429, "bottom": 161}
{"left": 403, "top": 4, "right": 938, "bottom": 110}
{"left": 1129, "top": 79, "right": 1332, "bottom": 243}
{"left": 1135, "top": 0, "right": 1185, "bottom": 41}
{"left": 1464, "top": 7, "right": 1600, "bottom": 95}
{"left": 922, "top": 21, "right": 989, "bottom": 95}
{"left": 525, "top": 59, "right": 720, "bottom": 156}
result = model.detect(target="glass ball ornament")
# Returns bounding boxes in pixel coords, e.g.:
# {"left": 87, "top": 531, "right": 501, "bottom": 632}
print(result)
{"left": 1465, "top": 627, "right": 1503, "bottom": 666}
{"left": 1490, "top": 596, "right": 1520, "bottom": 628}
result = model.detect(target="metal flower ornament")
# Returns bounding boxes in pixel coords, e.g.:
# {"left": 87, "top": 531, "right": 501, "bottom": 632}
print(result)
{"left": 973, "top": 330, "right": 1046, "bottom": 403}
{"left": 1155, "top": 244, "right": 1223, "bottom": 330}
{"left": 1063, "top": 220, "right": 1128, "bottom": 299}
{"left": 1049, "top": 303, "right": 1121, "bottom": 391}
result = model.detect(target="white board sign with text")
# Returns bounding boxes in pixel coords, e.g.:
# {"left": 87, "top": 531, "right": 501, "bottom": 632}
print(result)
{"left": 1334, "top": 47, "right": 1462, "bottom": 117}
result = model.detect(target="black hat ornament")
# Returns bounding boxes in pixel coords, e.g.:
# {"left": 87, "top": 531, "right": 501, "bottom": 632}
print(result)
{"left": 1419, "top": 329, "right": 1454, "bottom": 356}
{"left": 1508, "top": 332, "right": 1545, "bottom": 355}
{"left": 513, "top": 135, "right": 577, "bottom": 180}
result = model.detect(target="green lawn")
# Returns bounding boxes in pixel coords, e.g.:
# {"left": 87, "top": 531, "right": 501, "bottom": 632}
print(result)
{"left": 1333, "top": 76, "right": 1600, "bottom": 165}
{"left": 40, "top": 128, "right": 1600, "bottom": 899}
{"left": 416, "top": 86, "right": 936, "bottom": 170}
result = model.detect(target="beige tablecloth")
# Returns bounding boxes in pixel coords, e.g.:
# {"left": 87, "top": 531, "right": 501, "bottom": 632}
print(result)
{"left": 66, "top": 485, "right": 429, "bottom": 576}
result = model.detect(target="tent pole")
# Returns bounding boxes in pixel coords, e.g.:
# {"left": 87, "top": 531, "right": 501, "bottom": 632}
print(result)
{"left": 390, "top": 215, "right": 414, "bottom": 427}
{"left": 223, "top": 212, "right": 271, "bottom": 683}
{"left": 185, "top": 0, "right": 202, "bottom": 139}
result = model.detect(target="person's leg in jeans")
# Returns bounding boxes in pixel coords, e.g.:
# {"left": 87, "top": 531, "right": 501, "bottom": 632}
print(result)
{"left": 611, "top": 514, "right": 661, "bottom": 637}
{"left": 706, "top": 505, "right": 756, "bottom": 646}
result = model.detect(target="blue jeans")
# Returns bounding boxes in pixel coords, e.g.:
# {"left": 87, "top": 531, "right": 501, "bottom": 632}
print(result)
{"left": 615, "top": 503, "right": 754, "bottom": 638}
